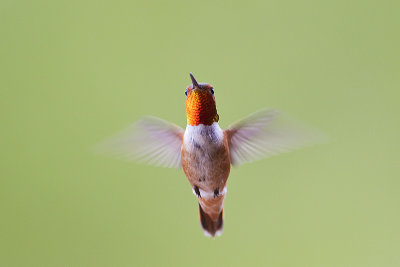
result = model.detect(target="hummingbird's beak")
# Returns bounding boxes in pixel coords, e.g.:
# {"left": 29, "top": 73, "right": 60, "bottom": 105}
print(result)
{"left": 190, "top": 73, "right": 200, "bottom": 88}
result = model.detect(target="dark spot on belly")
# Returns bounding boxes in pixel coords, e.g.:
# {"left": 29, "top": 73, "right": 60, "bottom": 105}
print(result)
{"left": 194, "top": 185, "right": 201, "bottom": 198}
{"left": 198, "top": 176, "right": 206, "bottom": 182}
{"left": 214, "top": 188, "right": 219, "bottom": 197}
{"left": 193, "top": 141, "right": 201, "bottom": 149}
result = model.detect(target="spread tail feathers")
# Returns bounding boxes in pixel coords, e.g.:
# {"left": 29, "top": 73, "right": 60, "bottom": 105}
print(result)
{"left": 198, "top": 203, "right": 224, "bottom": 237}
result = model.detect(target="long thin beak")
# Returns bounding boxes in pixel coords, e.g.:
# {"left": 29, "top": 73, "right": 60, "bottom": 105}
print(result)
{"left": 190, "top": 73, "right": 200, "bottom": 88}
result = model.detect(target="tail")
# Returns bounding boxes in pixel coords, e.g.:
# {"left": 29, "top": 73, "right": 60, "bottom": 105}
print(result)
{"left": 198, "top": 194, "right": 225, "bottom": 237}
{"left": 199, "top": 204, "right": 224, "bottom": 237}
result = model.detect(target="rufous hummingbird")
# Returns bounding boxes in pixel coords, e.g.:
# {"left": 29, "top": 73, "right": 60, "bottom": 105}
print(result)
{"left": 99, "top": 73, "right": 322, "bottom": 237}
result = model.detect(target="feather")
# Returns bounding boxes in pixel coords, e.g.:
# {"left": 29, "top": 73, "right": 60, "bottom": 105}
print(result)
{"left": 225, "top": 109, "right": 326, "bottom": 166}
{"left": 95, "top": 117, "right": 184, "bottom": 169}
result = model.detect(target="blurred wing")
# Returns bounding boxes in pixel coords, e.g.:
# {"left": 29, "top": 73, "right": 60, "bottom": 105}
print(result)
{"left": 95, "top": 117, "right": 184, "bottom": 168}
{"left": 225, "top": 109, "right": 326, "bottom": 166}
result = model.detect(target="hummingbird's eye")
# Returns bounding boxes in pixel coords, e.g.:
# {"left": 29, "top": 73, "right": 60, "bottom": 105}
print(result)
{"left": 185, "top": 90, "right": 187, "bottom": 96}
{"left": 211, "top": 88, "right": 214, "bottom": 95}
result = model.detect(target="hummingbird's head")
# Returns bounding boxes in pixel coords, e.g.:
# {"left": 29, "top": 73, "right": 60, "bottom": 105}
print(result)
{"left": 185, "top": 73, "right": 219, "bottom": 126}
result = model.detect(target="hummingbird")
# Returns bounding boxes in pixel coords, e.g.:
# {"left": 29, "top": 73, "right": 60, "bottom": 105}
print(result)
{"left": 99, "top": 73, "right": 322, "bottom": 237}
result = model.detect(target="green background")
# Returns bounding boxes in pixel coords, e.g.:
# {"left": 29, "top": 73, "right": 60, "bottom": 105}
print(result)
{"left": 1, "top": 0, "right": 399, "bottom": 266}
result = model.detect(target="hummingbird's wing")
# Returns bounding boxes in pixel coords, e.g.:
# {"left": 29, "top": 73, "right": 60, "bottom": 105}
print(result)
{"left": 225, "top": 109, "right": 325, "bottom": 166}
{"left": 96, "top": 117, "right": 184, "bottom": 168}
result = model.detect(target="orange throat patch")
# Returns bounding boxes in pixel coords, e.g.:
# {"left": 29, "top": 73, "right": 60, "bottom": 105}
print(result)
{"left": 186, "top": 90, "right": 219, "bottom": 126}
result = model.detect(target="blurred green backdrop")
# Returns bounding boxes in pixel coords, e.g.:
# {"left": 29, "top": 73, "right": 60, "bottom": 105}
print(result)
{"left": 1, "top": 0, "right": 399, "bottom": 266}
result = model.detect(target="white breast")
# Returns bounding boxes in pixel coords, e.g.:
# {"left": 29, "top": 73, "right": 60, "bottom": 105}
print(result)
{"left": 183, "top": 122, "right": 224, "bottom": 151}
